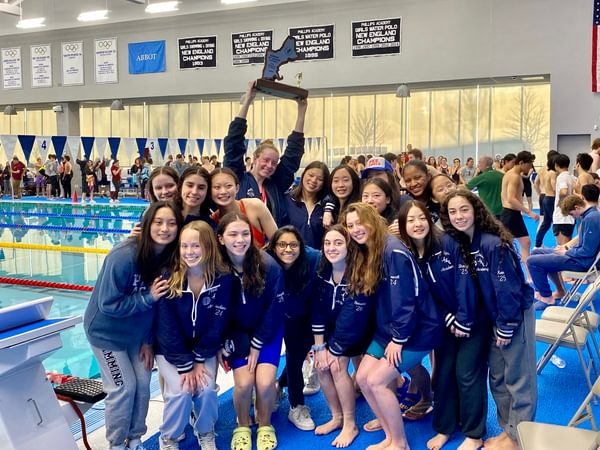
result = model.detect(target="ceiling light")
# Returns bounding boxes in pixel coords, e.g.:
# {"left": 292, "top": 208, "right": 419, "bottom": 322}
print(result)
{"left": 395, "top": 84, "right": 411, "bottom": 98}
{"left": 110, "top": 99, "right": 125, "bottom": 111}
{"left": 221, "top": 0, "right": 258, "bottom": 4}
{"left": 125, "top": 0, "right": 145, "bottom": 3}
{"left": 145, "top": 1, "right": 179, "bottom": 13}
{"left": 4, "top": 105, "right": 17, "bottom": 116}
{"left": 77, "top": 10, "right": 109, "bottom": 22}
{"left": 520, "top": 75, "right": 546, "bottom": 82}
{"left": 16, "top": 17, "right": 46, "bottom": 29}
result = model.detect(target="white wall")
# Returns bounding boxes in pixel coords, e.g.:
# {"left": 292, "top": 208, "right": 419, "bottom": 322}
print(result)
{"left": 0, "top": 0, "right": 597, "bottom": 147}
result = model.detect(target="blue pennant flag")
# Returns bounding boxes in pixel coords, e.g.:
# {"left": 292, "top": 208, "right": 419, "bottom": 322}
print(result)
{"left": 255, "top": 138, "right": 262, "bottom": 148}
{"left": 136, "top": 138, "right": 147, "bottom": 159}
{"left": 244, "top": 139, "right": 249, "bottom": 149}
{"left": 108, "top": 137, "right": 121, "bottom": 160}
{"left": 158, "top": 138, "right": 169, "bottom": 158}
{"left": 177, "top": 138, "right": 188, "bottom": 155}
{"left": 52, "top": 136, "right": 67, "bottom": 160}
{"left": 81, "top": 137, "right": 95, "bottom": 160}
{"left": 128, "top": 40, "right": 166, "bottom": 74}
{"left": 17, "top": 135, "right": 35, "bottom": 162}
{"left": 214, "top": 138, "right": 222, "bottom": 156}
{"left": 196, "top": 139, "right": 205, "bottom": 156}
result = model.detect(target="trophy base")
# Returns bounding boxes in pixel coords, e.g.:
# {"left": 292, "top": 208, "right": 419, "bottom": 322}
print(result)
{"left": 255, "top": 78, "right": 308, "bottom": 100}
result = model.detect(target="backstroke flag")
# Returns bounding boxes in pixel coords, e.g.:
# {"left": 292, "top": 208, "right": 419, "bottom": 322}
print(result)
{"left": 593, "top": 0, "right": 600, "bottom": 91}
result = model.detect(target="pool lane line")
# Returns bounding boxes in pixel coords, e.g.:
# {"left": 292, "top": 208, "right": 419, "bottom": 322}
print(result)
{"left": 0, "top": 276, "right": 93, "bottom": 292}
{"left": 0, "top": 243, "right": 110, "bottom": 254}
{"left": 1, "top": 210, "right": 140, "bottom": 221}
{"left": 0, "top": 223, "right": 131, "bottom": 234}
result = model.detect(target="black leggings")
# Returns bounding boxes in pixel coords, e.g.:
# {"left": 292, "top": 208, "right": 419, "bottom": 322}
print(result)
{"left": 279, "top": 316, "right": 313, "bottom": 408}
{"left": 534, "top": 196, "right": 555, "bottom": 247}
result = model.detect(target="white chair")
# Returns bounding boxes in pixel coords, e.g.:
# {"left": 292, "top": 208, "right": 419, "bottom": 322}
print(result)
{"left": 559, "top": 250, "right": 600, "bottom": 307}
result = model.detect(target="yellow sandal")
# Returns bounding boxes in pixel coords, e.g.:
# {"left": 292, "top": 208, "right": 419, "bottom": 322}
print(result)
{"left": 230, "top": 426, "right": 252, "bottom": 450}
{"left": 257, "top": 425, "right": 278, "bottom": 450}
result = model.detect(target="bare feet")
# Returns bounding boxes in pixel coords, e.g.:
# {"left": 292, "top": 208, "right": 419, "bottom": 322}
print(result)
{"left": 366, "top": 438, "right": 391, "bottom": 450}
{"left": 483, "top": 432, "right": 507, "bottom": 447}
{"left": 427, "top": 433, "right": 450, "bottom": 450}
{"left": 315, "top": 418, "right": 342, "bottom": 436}
{"left": 457, "top": 437, "right": 483, "bottom": 450}
{"left": 331, "top": 425, "right": 359, "bottom": 448}
{"left": 484, "top": 433, "right": 518, "bottom": 450}
{"left": 383, "top": 442, "right": 410, "bottom": 450}
{"left": 534, "top": 292, "right": 555, "bottom": 305}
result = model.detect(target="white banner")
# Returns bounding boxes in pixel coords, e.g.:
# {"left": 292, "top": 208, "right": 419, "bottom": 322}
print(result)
{"left": 95, "top": 137, "right": 108, "bottom": 159}
{"left": 31, "top": 44, "right": 52, "bottom": 88}
{"left": 123, "top": 138, "right": 137, "bottom": 162}
{"left": 2, "top": 47, "right": 22, "bottom": 89}
{"left": 94, "top": 38, "right": 118, "bottom": 84}
{"left": 0, "top": 135, "right": 18, "bottom": 160}
{"left": 168, "top": 138, "right": 179, "bottom": 156}
{"left": 62, "top": 41, "right": 84, "bottom": 86}
{"left": 36, "top": 136, "right": 51, "bottom": 161}
{"left": 67, "top": 136, "right": 82, "bottom": 158}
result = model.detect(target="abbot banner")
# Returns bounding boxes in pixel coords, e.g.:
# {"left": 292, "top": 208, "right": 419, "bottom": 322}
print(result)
{"left": 128, "top": 40, "right": 166, "bottom": 74}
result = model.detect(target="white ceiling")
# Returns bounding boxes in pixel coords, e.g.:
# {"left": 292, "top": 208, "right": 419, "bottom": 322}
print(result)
{"left": 0, "top": 0, "right": 308, "bottom": 37}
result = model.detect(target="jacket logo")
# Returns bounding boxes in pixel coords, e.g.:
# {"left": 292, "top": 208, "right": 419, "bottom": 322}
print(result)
{"left": 246, "top": 188, "right": 256, "bottom": 198}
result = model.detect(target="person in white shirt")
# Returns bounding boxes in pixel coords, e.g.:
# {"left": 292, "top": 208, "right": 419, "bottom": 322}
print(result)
{"left": 552, "top": 154, "right": 576, "bottom": 245}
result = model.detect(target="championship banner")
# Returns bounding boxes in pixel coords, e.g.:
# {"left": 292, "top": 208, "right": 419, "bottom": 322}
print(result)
{"left": 231, "top": 30, "right": 272, "bottom": 66}
{"left": 288, "top": 25, "right": 334, "bottom": 61}
{"left": 2, "top": 47, "right": 22, "bottom": 89}
{"left": 178, "top": 36, "right": 217, "bottom": 69}
{"left": 351, "top": 18, "right": 401, "bottom": 57}
{"left": 95, "top": 38, "right": 118, "bottom": 84}
{"left": 31, "top": 44, "right": 52, "bottom": 88}
{"left": 128, "top": 40, "right": 165, "bottom": 74}
{"left": 62, "top": 41, "right": 84, "bottom": 86}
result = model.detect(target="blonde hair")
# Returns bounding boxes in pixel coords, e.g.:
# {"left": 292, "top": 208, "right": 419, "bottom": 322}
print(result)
{"left": 340, "top": 202, "right": 387, "bottom": 296}
{"left": 253, "top": 139, "right": 279, "bottom": 158}
{"left": 167, "top": 221, "right": 229, "bottom": 298}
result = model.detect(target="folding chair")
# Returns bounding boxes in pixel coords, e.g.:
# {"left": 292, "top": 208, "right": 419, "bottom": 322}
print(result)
{"left": 536, "top": 278, "right": 600, "bottom": 393}
{"left": 542, "top": 277, "right": 600, "bottom": 366}
{"left": 559, "top": 250, "right": 600, "bottom": 306}
{"left": 517, "top": 375, "right": 600, "bottom": 450}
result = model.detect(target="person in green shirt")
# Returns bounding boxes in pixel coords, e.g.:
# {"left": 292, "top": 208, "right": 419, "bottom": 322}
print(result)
{"left": 466, "top": 156, "right": 504, "bottom": 217}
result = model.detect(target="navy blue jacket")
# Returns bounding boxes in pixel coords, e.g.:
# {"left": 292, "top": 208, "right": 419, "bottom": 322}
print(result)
{"left": 282, "top": 246, "right": 321, "bottom": 319}
{"left": 566, "top": 207, "right": 600, "bottom": 266}
{"left": 418, "top": 234, "right": 477, "bottom": 334}
{"left": 224, "top": 117, "right": 305, "bottom": 226}
{"left": 374, "top": 235, "right": 442, "bottom": 351}
{"left": 312, "top": 264, "right": 375, "bottom": 357}
{"left": 471, "top": 230, "right": 534, "bottom": 339}
{"left": 155, "top": 273, "right": 235, "bottom": 374}
{"left": 227, "top": 251, "right": 285, "bottom": 350}
{"left": 286, "top": 194, "right": 325, "bottom": 249}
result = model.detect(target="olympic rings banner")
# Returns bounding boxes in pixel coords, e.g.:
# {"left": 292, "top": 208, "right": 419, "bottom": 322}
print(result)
{"left": 95, "top": 38, "right": 118, "bottom": 84}
{"left": 62, "top": 41, "right": 84, "bottom": 86}
{"left": 2, "top": 47, "right": 22, "bottom": 90}
{"left": 31, "top": 44, "right": 52, "bottom": 88}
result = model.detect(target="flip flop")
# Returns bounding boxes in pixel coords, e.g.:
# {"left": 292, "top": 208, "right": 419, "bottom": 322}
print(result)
{"left": 363, "top": 418, "right": 382, "bottom": 432}
{"left": 403, "top": 399, "right": 433, "bottom": 421}
{"left": 399, "top": 392, "right": 421, "bottom": 412}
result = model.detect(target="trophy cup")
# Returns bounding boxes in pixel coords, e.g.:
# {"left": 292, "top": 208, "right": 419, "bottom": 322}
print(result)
{"left": 255, "top": 35, "right": 308, "bottom": 100}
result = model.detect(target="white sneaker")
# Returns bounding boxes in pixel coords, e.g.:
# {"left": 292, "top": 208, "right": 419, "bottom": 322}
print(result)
{"left": 302, "top": 362, "right": 321, "bottom": 396}
{"left": 128, "top": 438, "right": 147, "bottom": 450}
{"left": 288, "top": 405, "right": 315, "bottom": 431}
{"left": 159, "top": 436, "right": 179, "bottom": 450}
{"left": 197, "top": 431, "right": 217, "bottom": 450}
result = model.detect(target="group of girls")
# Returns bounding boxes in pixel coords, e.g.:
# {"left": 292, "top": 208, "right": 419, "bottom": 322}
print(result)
{"left": 84, "top": 81, "right": 535, "bottom": 450}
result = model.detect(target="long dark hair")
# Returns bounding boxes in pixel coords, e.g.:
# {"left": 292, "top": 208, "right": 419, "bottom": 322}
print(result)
{"left": 289, "top": 161, "right": 330, "bottom": 203}
{"left": 136, "top": 200, "right": 182, "bottom": 283}
{"left": 361, "top": 177, "right": 398, "bottom": 225}
{"left": 148, "top": 166, "right": 179, "bottom": 202}
{"left": 402, "top": 159, "right": 433, "bottom": 202}
{"left": 329, "top": 164, "right": 361, "bottom": 215}
{"left": 397, "top": 200, "right": 441, "bottom": 258}
{"left": 317, "top": 224, "right": 350, "bottom": 279}
{"left": 267, "top": 225, "right": 310, "bottom": 294}
{"left": 177, "top": 166, "right": 212, "bottom": 216}
{"left": 440, "top": 189, "right": 513, "bottom": 272}
{"left": 217, "top": 212, "right": 266, "bottom": 298}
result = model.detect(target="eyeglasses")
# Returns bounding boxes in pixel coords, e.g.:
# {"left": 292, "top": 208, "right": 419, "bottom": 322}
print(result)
{"left": 276, "top": 241, "right": 300, "bottom": 250}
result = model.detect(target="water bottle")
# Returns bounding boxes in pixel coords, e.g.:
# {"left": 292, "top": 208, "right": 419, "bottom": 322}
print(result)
{"left": 550, "top": 355, "right": 566, "bottom": 369}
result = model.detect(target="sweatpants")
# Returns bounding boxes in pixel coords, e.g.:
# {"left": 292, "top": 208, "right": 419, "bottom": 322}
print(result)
{"left": 488, "top": 305, "right": 537, "bottom": 441}
{"left": 279, "top": 315, "right": 313, "bottom": 408}
{"left": 534, "top": 195, "right": 555, "bottom": 247}
{"left": 527, "top": 248, "right": 587, "bottom": 298}
{"left": 91, "top": 344, "right": 152, "bottom": 448}
{"left": 156, "top": 355, "right": 218, "bottom": 439}
{"left": 432, "top": 320, "right": 491, "bottom": 439}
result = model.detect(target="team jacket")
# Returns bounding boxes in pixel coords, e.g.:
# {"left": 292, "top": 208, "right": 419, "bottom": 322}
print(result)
{"left": 374, "top": 235, "right": 442, "bottom": 352}
{"left": 565, "top": 207, "right": 600, "bottom": 267}
{"left": 155, "top": 273, "right": 235, "bottom": 374}
{"left": 227, "top": 251, "right": 285, "bottom": 350}
{"left": 223, "top": 117, "right": 305, "bottom": 226}
{"left": 286, "top": 194, "right": 325, "bottom": 249}
{"left": 470, "top": 230, "right": 534, "bottom": 339}
{"left": 84, "top": 240, "right": 157, "bottom": 351}
{"left": 312, "top": 264, "right": 375, "bottom": 357}
{"left": 282, "top": 246, "right": 321, "bottom": 319}
{"left": 418, "top": 233, "right": 477, "bottom": 334}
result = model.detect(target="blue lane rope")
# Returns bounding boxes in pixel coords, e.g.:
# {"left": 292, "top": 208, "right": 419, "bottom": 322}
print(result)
{"left": 0, "top": 223, "right": 131, "bottom": 234}
{"left": 1, "top": 210, "right": 140, "bottom": 221}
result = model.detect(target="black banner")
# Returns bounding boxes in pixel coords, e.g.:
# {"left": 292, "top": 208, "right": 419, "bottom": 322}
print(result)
{"left": 289, "top": 25, "right": 334, "bottom": 61}
{"left": 351, "top": 18, "right": 401, "bottom": 57}
{"left": 178, "top": 36, "right": 217, "bottom": 69}
{"left": 231, "top": 30, "right": 273, "bottom": 66}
